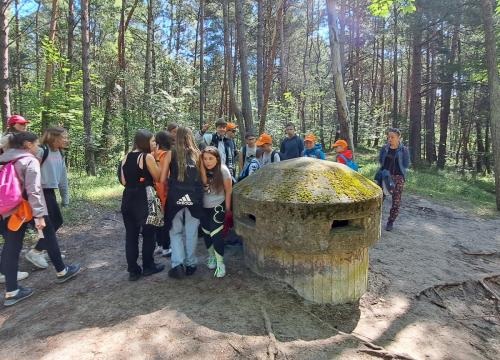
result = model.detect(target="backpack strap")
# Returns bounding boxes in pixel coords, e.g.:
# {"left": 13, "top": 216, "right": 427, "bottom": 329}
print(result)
{"left": 338, "top": 154, "right": 348, "bottom": 163}
{"left": 41, "top": 144, "right": 50, "bottom": 165}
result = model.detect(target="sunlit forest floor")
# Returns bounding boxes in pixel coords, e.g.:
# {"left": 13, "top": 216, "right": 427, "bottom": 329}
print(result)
{"left": 0, "top": 163, "right": 499, "bottom": 359}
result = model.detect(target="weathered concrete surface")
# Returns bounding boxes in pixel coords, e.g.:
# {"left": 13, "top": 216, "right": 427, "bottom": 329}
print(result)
{"left": 233, "top": 157, "right": 383, "bottom": 303}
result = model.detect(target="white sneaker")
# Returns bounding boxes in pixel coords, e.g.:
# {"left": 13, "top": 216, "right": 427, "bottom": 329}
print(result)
{"left": 25, "top": 249, "right": 49, "bottom": 269}
{"left": 207, "top": 256, "right": 217, "bottom": 270}
{"left": 214, "top": 263, "right": 226, "bottom": 278}
{"left": 0, "top": 271, "right": 29, "bottom": 283}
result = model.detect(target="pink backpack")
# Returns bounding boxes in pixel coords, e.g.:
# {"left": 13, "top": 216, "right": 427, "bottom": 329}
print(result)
{"left": 0, "top": 156, "right": 30, "bottom": 215}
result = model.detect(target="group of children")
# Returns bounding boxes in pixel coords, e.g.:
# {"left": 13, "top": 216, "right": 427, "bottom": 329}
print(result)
{"left": 0, "top": 115, "right": 80, "bottom": 306}
{"left": 0, "top": 114, "right": 409, "bottom": 306}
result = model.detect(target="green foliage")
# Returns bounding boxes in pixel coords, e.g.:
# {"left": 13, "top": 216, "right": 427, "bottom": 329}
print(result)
{"left": 353, "top": 150, "right": 497, "bottom": 214}
{"left": 368, "top": 0, "right": 416, "bottom": 17}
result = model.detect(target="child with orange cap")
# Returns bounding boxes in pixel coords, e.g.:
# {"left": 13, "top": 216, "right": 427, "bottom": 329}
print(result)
{"left": 256, "top": 133, "right": 281, "bottom": 166}
{"left": 333, "top": 140, "right": 353, "bottom": 165}
{"left": 303, "top": 134, "right": 325, "bottom": 159}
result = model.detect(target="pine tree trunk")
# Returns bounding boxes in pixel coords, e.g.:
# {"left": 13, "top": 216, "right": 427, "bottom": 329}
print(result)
{"left": 480, "top": 0, "right": 500, "bottom": 210}
{"left": 223, "top": 0, "right": 244, "bottom": 139}
{"left": 260, "top": 0, "right": 284, "bottom": 134}
{"left": 436, "top": 25, "right": 459, "bottom": 169}
{"left": 0, "top": 0, "right": 10, "bottom": 129}
{"left": 66, "top": 0, "right": 75, "bottom": 92}
{"left": 144, "top": 0, "right": 154, "bottom": 127}
{"left": 424, "top": 40, "right": 437, "bottom": 164}
{"left": 392, "top": 4, "right": 399, "bottom": 127}
{"left": 81, "top": 0, "right": 96, "bottom": 175}
{"left": 374, "top": 19, "right": 385, "bottom": 148}
{"left": 234, "top": 0, "right": 254, "bottom": 130}
{"left": 409, "top": 2, "right": 423, "bottom": 165}
{"left": 256, "top": 0, "right": 264, "bottom": 124}
{"left": 14, "top": 0, "right": 21, "bottom": 114}
{"left": 41, "top": 0, "right": 59, "bottom": 131}
{"left": 199, "top": 0, "right": 205, "bottom": 129}
{"left": 326, "top": 0, "right": 354, "bottom": 151}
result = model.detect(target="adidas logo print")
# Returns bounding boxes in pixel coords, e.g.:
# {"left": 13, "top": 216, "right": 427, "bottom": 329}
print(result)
{"left": 176, "top": 194, "right": 193, "bottom": 206}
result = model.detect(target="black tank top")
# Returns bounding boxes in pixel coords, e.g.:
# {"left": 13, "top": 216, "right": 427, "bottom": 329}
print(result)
{"left": 122, "top": 152, "right": 153, "bottom": 188}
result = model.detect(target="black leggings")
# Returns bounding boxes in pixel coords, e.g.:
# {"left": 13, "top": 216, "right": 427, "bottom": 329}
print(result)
{"left": 35, "top": 189, "right": 63, "bottom": 251}
{"left": 1, "top": 216, "right": 66, "bottom": 292}
{"left": 122, "top": 212, "right": 155, "bottom": 274}
{"left": 201, "top": 204, "right": 225, "bottom": 256}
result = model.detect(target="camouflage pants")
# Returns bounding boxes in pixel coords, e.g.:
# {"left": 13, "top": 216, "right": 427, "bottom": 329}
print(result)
{"left": 388, "top": 175, "right": 405, "bottom": 223}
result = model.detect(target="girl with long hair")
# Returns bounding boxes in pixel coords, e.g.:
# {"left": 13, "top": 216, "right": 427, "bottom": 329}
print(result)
{"left": 0, "top": 132, "right": 80, "bottom": 306}
{"left": 200, "top": 146, "right": 233, "bottom": 278}
{"left": 25, "top": 127, "right": 69, "bottom": 269}
{"left": 161, "top": 127, "right": 203, "bottom": 279}
{"left": 120, "top": 129, "right": 164, "bottom": 281}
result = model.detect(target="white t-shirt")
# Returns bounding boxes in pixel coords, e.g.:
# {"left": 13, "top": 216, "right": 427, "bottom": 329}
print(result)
{"left": 241, "top": 145, "right": 257, "bottom": 168}
{"left": 203, "top": 164, "right": 231, "bottom": 208}
{"left": 260, "top": 151, "right": 280, "bottom": 167}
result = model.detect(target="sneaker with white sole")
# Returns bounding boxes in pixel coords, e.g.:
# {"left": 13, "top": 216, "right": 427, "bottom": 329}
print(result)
{"left": 214, "top": 263, "right": 226, "bottom": 278}
{"left": 56, "top": 264, "right": 81, "bottom": 283}
{"left": 206, "top": 256, "right": 217, "bottom": 270}
{"left": 0, "top": 271, "right": 29, "bottom": 283}
{"left": 4, "top": 286, "right": 34, "bottom": 306}
{"left": 25, "top": 249, "right": 49, "bottom": 269}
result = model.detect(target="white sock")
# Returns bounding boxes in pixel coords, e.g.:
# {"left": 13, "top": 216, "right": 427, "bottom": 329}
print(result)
{"left": 57, "top": 267, "right": 68, "bottom": 277}
{"left": 5, "top": 289, "right": 19, "bottom": 298}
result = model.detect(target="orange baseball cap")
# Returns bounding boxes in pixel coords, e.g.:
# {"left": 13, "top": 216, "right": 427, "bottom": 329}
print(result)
{"left": 333, "top": 139, "right": 348, "bottom": 149}
{"left": 256, "top": 133, "right": 273, "bottom": 146}
{"left": 226, "top": 122, "right": 238, "bottom": 130}
{"left": 304, "top": 134, "right": 316, "bottom": 143}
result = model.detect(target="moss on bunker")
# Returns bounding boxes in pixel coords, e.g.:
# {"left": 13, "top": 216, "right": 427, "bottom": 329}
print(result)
{"left": 233, "top": 157, "right": 382, "bottom": 205}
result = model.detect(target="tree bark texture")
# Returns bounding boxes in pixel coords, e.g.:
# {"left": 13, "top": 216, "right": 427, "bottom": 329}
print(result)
{"left": 235, "top": 0, "right": 254, "bottom": 130}
{"left": 326, "top": 0, "right": 354, "bottom": 152}
{"left": 81, "top": 0, "right": 96, "bottom": 175}
{"left": 0, "top": 0, "right": 10, "bottom": 129}
{"left": 480, "top": 0, "right": 500, "bottom": 210}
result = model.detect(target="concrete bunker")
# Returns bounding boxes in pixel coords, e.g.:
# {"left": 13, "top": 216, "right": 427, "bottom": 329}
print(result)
{"left": 233, "top": 157, "right": 383, "bottom": 304}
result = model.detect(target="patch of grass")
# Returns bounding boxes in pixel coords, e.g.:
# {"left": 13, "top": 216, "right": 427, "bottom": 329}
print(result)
{"left": 354, "top": 150, "right": 497, "bottom": 216}
{"left": 62, "top": 173, "right": 122, "bottom": 224}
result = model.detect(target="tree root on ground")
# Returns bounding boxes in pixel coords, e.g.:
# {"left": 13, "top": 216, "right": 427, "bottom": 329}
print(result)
{"left": 416, "top": 275, "right": 500, "bottom": 312}
{"left": 261, "top": 306, "right": 283, "bottom": 360}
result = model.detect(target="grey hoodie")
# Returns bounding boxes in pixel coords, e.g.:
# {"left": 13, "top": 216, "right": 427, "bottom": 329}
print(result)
{"left": 0, "top": 148, "right": 48, "bottom": 218}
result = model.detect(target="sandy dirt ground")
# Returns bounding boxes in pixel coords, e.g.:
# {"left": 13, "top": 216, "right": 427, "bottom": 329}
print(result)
{"left": 0, "top": 194, "right": 499, "bottom": 360}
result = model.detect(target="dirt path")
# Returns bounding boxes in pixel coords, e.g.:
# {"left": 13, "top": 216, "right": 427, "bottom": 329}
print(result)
{"left": 0, "top": 195, "right": 499, "bottom": 360}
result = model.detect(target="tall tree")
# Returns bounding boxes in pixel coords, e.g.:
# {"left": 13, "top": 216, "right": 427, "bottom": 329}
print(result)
{"left": 41, "top": 0, "right": 59, "bottom": 130}
{"left": 66, "top": 0, "right": 75, "bottom": 91}
{"left": 0, "top": 0, "right": 10, "bottom": 128}
{"left": 480, "top": 0, "right": 500, "bottom": 210}
{"left": 223, "top": 0, "right": 244, "bottom": 140}
{"left": 326, "top": 0, "right": 353, "bottom": 150}
{"left": 408, "top": 0, "right": 423, "bottom": 165}
{"left": 81, "top": 0, "right": 96, "bottom": 175}
{"left": 234, "top": 0, "right": 254, "bottom": 130}
{"left": 436, "top": 24, "right": 459, "bottom": 169}
{"left": 118, "top": 0, "right": 139, "bottom": 152}
{"left": 199, "top": 0, "right": 205, "bottom": 128}
{"left": 256, "top": 0, "right": 264, "bottom": 124}
{"left": 392, "top": 3, "right": 399, "bottom": 127}
{"left": 144, "top": 0, "right": 154, "bottom": 127}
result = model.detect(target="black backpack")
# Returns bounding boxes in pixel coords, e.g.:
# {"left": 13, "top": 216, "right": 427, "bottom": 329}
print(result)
{"left": 168, "top": 154, "right": 203, "bottom": 208}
